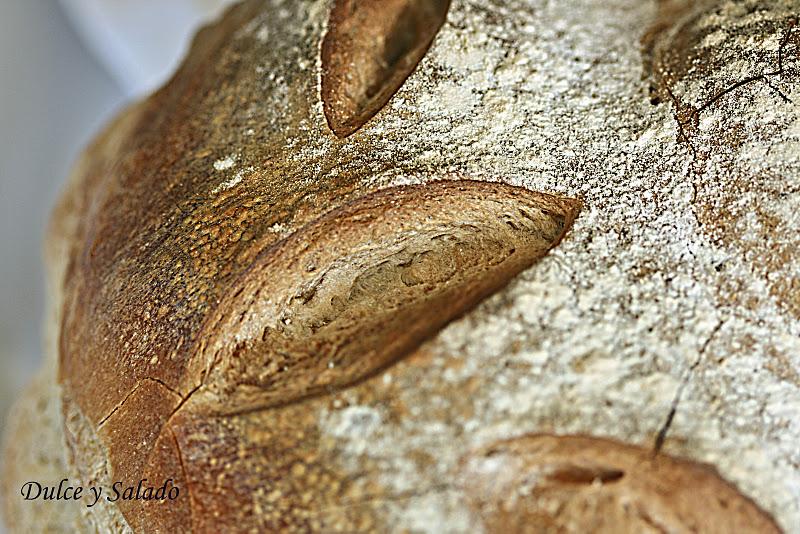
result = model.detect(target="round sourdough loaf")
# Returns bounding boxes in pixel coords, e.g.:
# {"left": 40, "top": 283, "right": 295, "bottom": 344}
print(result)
{"left": 2, "top": 0, "right": 798, "bottom": 532}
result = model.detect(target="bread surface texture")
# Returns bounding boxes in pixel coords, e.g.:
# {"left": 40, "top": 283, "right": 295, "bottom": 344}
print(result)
{"left": 2, "top": 0, "right": 799, "bottom": 532}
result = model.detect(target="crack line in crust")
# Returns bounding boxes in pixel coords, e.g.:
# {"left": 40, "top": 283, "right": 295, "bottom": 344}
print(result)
{"left": 97, "top": 377, "right": 182, "bottom": 428}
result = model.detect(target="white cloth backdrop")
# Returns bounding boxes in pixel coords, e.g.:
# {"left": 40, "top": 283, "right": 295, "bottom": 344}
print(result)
{"left": 60, "top": 0, "right": 236, "bottom": 96}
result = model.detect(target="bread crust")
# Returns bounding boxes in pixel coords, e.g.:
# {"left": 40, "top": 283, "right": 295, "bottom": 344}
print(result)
{"left": 3, "top": 0, "right": 799, "bottom": 531}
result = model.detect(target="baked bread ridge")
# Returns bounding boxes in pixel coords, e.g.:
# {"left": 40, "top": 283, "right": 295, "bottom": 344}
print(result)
{"left": 195, "top": 180, "right": 581, "bottom": 415}
{"left": 3, "top": 0, "right": 800, "bottom": 531}
{"left": 1, "top": 102, "right": 148, "bottom": 532}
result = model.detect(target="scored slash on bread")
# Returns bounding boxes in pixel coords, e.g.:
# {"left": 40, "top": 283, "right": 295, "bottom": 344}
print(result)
{"left": 2, "top": 0, "right": 795, "bottom": 531}
{"left": 196, "top": 181, "right": 581, "bottom": 415}
{"left": 322, "top": 0, "right": 452, "bottom": 137}
{"left": 67, "top": 179, "right": 580, "bottom": 531}
{"left": 460, "top": 435, "right": 782, "bottom": 533}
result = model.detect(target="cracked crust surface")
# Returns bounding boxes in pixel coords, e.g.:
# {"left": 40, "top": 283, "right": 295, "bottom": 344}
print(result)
{"left": 3, "top": 0, "right": 800, "bottom": 531}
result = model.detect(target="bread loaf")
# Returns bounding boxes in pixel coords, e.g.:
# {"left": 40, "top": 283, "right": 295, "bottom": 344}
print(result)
{"left": 3, "top": 0, "right": 798, "bottom": 531}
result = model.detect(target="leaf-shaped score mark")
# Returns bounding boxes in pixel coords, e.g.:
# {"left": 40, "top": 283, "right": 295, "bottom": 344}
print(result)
{"left": 199, "top": 181, "right": 580, "bottom": 414}
{"left": 461, "top": 435, "right": 782, "bottom": 534}
{"left": 321, "top": 0, "right": 451, "bottom": 137}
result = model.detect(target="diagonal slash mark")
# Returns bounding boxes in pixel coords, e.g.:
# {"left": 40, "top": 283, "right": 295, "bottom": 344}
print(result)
{"left": 650, "top": 16, "right": 798, "bottom": 459}
{"left": 667, "top": 17, "right": 798, "bottom": 160}
{"left": 652, "top": 319, "right": 724, "bottom": 457}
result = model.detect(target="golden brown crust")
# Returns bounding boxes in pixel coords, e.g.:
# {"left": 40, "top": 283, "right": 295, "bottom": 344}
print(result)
{"left": 58, "top": 0, "right": 335, "bottom": 426}
{"left": 62, "top": 176, "right": 578, "bottom": 529}
{"left": 0, "top": 102, "right": 150, "bottom": 533}
{"left": 149, "top": 405, "right": 361, "bottom": 532}
{"left": 94, "top": 380, "right": 181, "bottom": 529}
{"left": 460, "top": 434, "right": 783, "bottom": 533}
